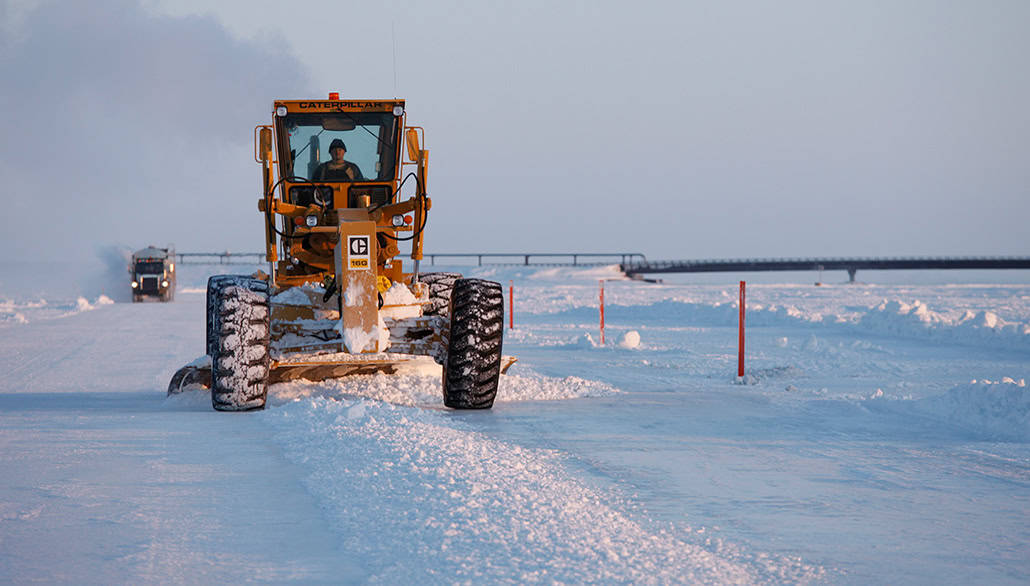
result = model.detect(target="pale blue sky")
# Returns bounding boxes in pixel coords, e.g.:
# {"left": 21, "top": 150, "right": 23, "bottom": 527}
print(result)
{"left": 2, "top": 0, "right": 1028, "bottom": 262}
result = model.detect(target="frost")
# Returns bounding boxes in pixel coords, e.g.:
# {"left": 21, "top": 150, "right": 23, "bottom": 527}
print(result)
{"left": 343, "top": 280, "right": 372, "bottom": 308}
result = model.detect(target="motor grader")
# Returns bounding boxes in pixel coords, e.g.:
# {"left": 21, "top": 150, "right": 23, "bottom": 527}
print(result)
{"left": 168, "top": 95, "right": 510, "bottom": 411}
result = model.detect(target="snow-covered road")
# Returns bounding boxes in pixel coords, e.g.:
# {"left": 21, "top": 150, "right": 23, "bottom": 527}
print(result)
{"left": 1, "top": 264, "right": 1028, "bottom": 583}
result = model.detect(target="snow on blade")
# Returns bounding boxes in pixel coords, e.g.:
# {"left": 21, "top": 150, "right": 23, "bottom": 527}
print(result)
{"left": 268, "top": 371, "right": 618, "bottom": 408}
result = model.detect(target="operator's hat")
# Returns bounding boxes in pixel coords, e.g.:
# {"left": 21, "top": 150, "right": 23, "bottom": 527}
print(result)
{"left": 329, "top": 138, "right": 347, "bottom": 151}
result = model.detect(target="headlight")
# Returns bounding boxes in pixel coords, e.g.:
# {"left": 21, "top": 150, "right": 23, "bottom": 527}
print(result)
{"left": 305, "top": 215, "right": 318, "bottom": 227}
{"left": 391, "top": 214, "right": 405, "bottom": 227}
{"left": 161, "top": 280, "right": 169, "bottom": 288}
{"left": 131, "top": 281, "right": 138, "bottom": 288}
{"left": 276, "top": 105, "right": 288, "bottom": 117}
{"left": 393, "top": 105, "right": 404, "bottom": 117}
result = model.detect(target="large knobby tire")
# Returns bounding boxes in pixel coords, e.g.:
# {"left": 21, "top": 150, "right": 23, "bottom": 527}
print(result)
{"left": 442, "top": 278, "right": 503, "bottom": 409}
{"left": 210, "top": 277, "right": 271, "bottom": 412}
{"left": 419, "top": 272, "right": 463, "bottom": 317}
{"left": 206, "top": 275, "right": 239, "bottom": 357}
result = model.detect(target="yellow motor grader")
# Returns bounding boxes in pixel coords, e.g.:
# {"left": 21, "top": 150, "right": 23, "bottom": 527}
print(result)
{"left": 168, "top": 95, "right": 510, "bottom": 411}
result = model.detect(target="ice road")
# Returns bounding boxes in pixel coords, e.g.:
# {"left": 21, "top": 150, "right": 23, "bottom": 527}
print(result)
{"left": 0, "top": 263, "right": 1028, "bottom": 584}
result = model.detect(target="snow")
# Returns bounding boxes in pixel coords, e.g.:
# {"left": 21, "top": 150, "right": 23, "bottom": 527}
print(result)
{"left": 618, "top": 330, "right": 641, "bottom": 349}
{"left": 1, "top": 262, "right": 1029, "bottom": 583}
{"left": 271, "top": 283, "right": 324, "bottom": 305}
{"left": 914, "top": 378, "right": 1030, "bottom": 442}
{"left": 380, "top": 282, "right": 422, "bottom": 319}
{"left": 382, "top": 281, "right": 418, "bottom": 306}
{"left": 342, "top": 325, "right": 378, "bottom": 353}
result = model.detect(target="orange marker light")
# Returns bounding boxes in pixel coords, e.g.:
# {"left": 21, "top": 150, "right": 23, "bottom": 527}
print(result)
{"left": 328, "top": 92, "right": 340, "bottom": 100}
{"left": 404, "top": 215, "right": 413, "bottom": 225}
{"left": 293, "top": 216, "right": 304, "bottom": 226}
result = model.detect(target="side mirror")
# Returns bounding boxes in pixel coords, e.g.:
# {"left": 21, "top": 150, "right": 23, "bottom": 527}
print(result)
{"left": 405, "top": 128, "right": 420, "bottom": 162}
{"left": 258, "top": 128, "right": 272, "bottom": 161}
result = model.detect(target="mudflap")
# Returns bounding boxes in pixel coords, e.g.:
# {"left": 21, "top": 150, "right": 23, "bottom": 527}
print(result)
{"left": 167, "top": 363, "right": 213, "bottom": 395}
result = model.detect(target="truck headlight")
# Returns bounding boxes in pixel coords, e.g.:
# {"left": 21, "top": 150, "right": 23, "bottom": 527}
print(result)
{"left": 131, "top": 281, "right": 138, "bottom": 289}
{"left": 161, "top": 280, "right": 169, "bottom": 288}
{"left": 305, "top": 215, "right": 318, "bottom": 227}
{"left": 391, "top": 214, "right": 405, "bottom": 227}
{"left": 393, "top": 105, "right": 404, "bottom": 117}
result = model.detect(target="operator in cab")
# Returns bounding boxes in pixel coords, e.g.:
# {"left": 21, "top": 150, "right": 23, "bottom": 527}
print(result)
{"left": 314, "top": 138, "right": 364, "bottom": 181}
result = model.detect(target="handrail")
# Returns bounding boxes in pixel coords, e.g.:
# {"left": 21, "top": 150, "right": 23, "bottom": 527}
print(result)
{"left": 424, "top": 253, "right": 648, "bottom": 266}
{"left": 174, "top": 251, "right": 648, "bottom": 267}
{"left": 621, "top": 256, "right": 1030, "bottom": 282}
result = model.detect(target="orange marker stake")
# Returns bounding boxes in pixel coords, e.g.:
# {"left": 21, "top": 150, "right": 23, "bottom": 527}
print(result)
{"left": 509, "top": 280, "right": 514, "bottom": 330}
{"left": 738, "top": 280, "right": 746, "bottom": 377}
{"left": 599, "top": 280, "right": 606, "bottom": 346}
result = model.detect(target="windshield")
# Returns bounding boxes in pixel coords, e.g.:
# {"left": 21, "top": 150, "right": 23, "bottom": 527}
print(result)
{"left": 281, "top": 112, "right": 399, "bottom": 182}
{"left": 135, "top": 261, "right": 164, "bottom": 274}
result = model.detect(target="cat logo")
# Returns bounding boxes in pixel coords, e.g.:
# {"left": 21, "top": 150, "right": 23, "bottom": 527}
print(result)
{"left": 348, "top": 235, "right": 371, "bottom": 270}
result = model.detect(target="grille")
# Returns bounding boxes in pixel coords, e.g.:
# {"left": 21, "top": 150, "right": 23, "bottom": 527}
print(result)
{"left": 140, "top": 277, "right": 160, "bottom": 294}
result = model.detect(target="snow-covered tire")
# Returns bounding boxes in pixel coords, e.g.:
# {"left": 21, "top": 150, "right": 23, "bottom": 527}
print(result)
{"left": 442, "top": 278, "right": 503, "bottom": 409}
{"left": 210, "top": 277, "right": 271, "bottom": 412}
{"left": 206, "top": 275, "right": 239, "bottom": 357}
{"left": 420, "top": 272, "right": 463, "bottom": 317}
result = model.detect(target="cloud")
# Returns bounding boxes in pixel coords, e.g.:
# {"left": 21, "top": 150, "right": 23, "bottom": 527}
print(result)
{"left": 0, "top": 0, "right": 312, "bottom": 260}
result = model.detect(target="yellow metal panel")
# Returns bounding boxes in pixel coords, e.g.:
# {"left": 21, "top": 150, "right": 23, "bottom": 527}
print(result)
{"left": 334, "top": 221, "right": 379, "bottom": 353}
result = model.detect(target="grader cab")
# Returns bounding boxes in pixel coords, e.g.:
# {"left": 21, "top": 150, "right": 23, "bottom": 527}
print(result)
{"left": 168, "top": 95, "right": 510, "bottom": 411}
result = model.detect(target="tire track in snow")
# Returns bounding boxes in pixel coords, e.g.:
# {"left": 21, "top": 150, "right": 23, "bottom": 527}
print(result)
{"left": 260, "top": 378, "right": 824, "bottom": 583}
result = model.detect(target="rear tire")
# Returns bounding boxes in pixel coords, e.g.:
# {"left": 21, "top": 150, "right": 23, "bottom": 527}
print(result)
{"left": 419, "top": 272, "right": 463, "bottom": 317}
{"left": 442, "top": 278, "right": 503, "bottom": 409}
{"left": 210, "top": 277, "right": 271, "bottom": 411}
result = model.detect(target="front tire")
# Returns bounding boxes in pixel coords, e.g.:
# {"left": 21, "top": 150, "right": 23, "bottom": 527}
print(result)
{"left": 207, "top": 275, "right": 239, "bottom": 357}
{"left": 442, "top": 278, "right": 503, "bottom": 409}
{"left": 210, "top": 277, "right": 271, "bottom": 411}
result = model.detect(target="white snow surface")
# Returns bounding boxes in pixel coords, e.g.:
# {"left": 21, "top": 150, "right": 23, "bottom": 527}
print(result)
{"left": 1, "top": 262, "right": 1028, "bottom": 583}
{"left": 271, "top": 283, "right": 325, "bottom": 305}
{"left": 382, "top": 281, "right": 418, "bottom": 306}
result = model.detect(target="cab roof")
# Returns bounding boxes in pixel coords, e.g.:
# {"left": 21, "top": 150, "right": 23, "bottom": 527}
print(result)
{"left": 133, "top": 246, "right": 170, "bottom": 260}
{"left": 274, "top": 98, "right": 404, "bottom": 114}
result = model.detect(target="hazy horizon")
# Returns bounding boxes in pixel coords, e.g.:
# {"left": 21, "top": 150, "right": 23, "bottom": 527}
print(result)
{"left": 2, "top": 0, "right": 1027, "bottom": 264}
